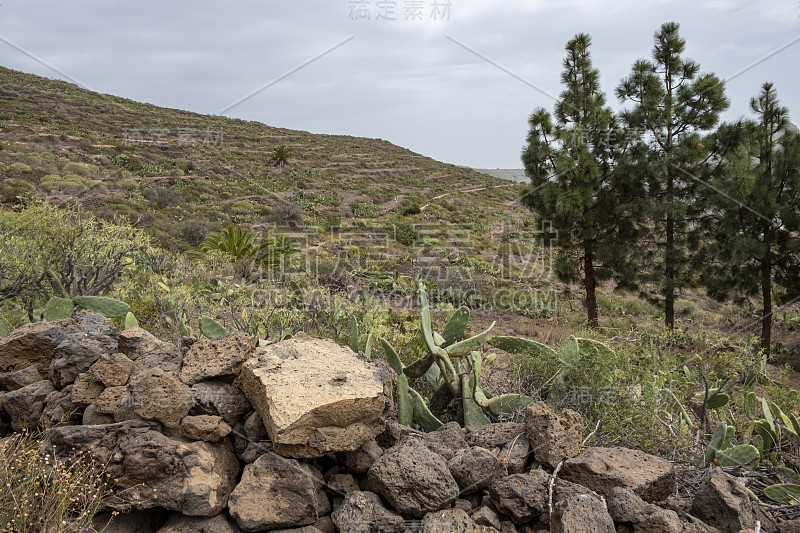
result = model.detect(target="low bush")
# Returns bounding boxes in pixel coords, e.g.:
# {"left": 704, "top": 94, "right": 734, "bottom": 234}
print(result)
{"left": 62, "top": 161, "right": 98, "bottom": 177}
{"left": 0, "top": 178, "right": 35, "bottom": 203}
{"left": 40, "top": 174, "right": 98, "bottom": 196}
{"left": 0, "top": 431, "right": 114, "bottom": 532}
{"left": 351, "top": 202, "right": 379, "bottom": 218}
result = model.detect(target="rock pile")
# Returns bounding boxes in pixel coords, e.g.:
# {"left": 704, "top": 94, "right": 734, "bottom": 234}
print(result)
{"left": 0, "top": 312, "right": 773, "bottom": 533}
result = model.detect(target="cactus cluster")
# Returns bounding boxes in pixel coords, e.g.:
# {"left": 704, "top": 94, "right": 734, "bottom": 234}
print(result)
{"left": 380, "top": 282, "right": 541, "bottom": 432}
{"left": 378, "top": 283, "right": 627, "bottom": 433}
{"left": 699, "top": 421, "right": 760, "bottom": 469}
{"left": 742, "top": 391, "right": 800, "bottom": 455}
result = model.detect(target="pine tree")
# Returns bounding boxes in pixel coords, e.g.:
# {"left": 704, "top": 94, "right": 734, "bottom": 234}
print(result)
{"left": 521, "top": 34, "right": 642, "bottom": 327}
{"left": 700, "top": 83, "right": 800, "bottom": 353}
{"left": 616, "top": 22, "right": 728, "bottom": 329}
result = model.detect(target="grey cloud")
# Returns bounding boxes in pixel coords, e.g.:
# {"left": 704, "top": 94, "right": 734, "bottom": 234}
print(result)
{"left": 0, "top": 0, "right": 798, "bottom": 167}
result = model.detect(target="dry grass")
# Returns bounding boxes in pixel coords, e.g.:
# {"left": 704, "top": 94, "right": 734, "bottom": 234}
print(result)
{"left": 0, "top": 432, "right": 115, "bottom": 533}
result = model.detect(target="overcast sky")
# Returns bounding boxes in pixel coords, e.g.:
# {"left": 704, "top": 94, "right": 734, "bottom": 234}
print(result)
{"left": 1, "top": 1, "right": 799, "bottom": 168}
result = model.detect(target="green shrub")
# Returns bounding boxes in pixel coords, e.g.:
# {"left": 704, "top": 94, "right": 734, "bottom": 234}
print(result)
{"left": 40, "top": 174, "right": 98, "bottom": 196}
{"left": 400, "top": 201, "right": 421, "bottom": 216}
{"left": 0, "top": 178, "right": 35, "bottom": 203}
{"left": 352, "top": 202, "right": 379, "bottom": 218}
{"left": 322, "top": 212, "right": 342, "bottom": 233}
{"left": 394, "top": 223, "right": 419, "bottom": 246}
{"left": 312, "top": 191, "right": 341, "bottom": 207}
{"left": 142, "top": 187, "right": 185, "bottom": 209}
{"left": 138, "top": 162, "right": 165, "bottom": 177}
{"left": 9, "top": 162, "right": 32, "bottom": 175}
{"left": 0, "top": 204, "right": 150, "bottom": 301}
{"left": 175, "top": 158, "right": 193, "bottom": 172}
{"left": 62, "top": 161, "right": 98, "bottom": 176}
{"left": 114, "top": 178, "right": 139, "bottom": 192}
{"left": 229, "top": 200, "right": 254, "bottom": 216}
{"left": 112, "top": 154, "right": 130, "bottom": 169}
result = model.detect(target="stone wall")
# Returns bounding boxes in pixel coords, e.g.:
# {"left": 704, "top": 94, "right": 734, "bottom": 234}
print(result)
{"left": 0, "top": 312, "right": 771, "bottom": 533}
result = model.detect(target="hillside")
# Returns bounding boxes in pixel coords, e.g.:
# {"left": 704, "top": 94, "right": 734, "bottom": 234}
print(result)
{"left": 3, "top": 65, "right": 800, "bottom": 508}
{"left": 0, "top": 66, "right": 526, "bottom": 252}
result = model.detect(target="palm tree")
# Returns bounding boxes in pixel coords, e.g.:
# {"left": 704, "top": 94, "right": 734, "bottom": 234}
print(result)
{"left": 270, "top": 145, "right": 293, "bottom": 168}
{"left": 195, "top": 224, "right": 301, "bottom": 270}
{"left": 199, "top": 225, "right": 258, "bottom": 261}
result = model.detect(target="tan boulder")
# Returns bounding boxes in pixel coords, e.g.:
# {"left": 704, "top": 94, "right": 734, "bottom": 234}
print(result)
{"left": 690, "top": 468, "right": 756, "bottom": 533}
{"left": 71, "top": 372, "right": 105, "bottom": 406}
{"left": 95, "top": 385, "right": 129, "bottom": 415}
{"left": 525, "top": 403, "right": 583, "bottom": 469}
{"left": 42, "top": 421, "right": 239, "bottom": 517}
{"left": 180, "top": 331, "right": 255, "bottom": 385}
{"left": 88, "top": 352, "right": 133, "bottom": 387}
{"left": 235, "top": 333, "right": 391, "bottom": 457}
{"left": 562, "top": 447, "right": 676, "bottom": 502}
{"left": 0, "top": 364, "right": 44, "bottom": 391}
{"left": 181, "top": 415, "right": 232, "bottom": 442}
{"left": 130, "top": 368, "right": 194, "bottom": 428}
{"left": 228, "top": 452, "right": 325, "bottom": 531}
{"left": 119, "top": 327, "right": 183, "bottom": 380}
{"left": 0, "top": 312, "right": 117, "bottom": 376}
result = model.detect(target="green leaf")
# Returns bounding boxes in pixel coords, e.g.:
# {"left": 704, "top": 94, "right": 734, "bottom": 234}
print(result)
{"left": 489, "top": 336, "right": 558, "bottom": 358}
{"left": 762, "top": 397, "right": 776, "bottom": 434}
{"left": 123, "top": 312, "right": 139, "bottom": 330}
{"left": 72, "top": 296, "right": 130, "bottom": 318}
{"left": 396, "top": 374, "right": 413, "bottom": 427}
{"left": 445, "top": 322, "right": 494, "bottom": 357}
{"left": 43, "top": 296, "right": 74, "bottom": 321}
{"left": 486, "top": 394, "right": 538, "bottom": 416}
{"left": 364, "top": 333, "right": 373, "bottom": 359}
{"left": 179, "top": 314, "right": 191, "bottom": 337}
{"left": 198, "top": 316, "right": 228, "bottom": 339}
{"left": 777, "top": 467, "right": 800, "bottom": 485}
{"left": 702, "top": 422, "right": 728, "bottom": 466}
{"left": 557, "top": 336, "right": 580, "bottom": 367}
{"left": 714, "top": 444, "right": 760, "bottom": 469}
{"left": 404, "top": 353, "right": 436, "bottom": 379}
{"left": 754, "top": 420, "right": 778, "bottom": 450}
{"left": 462, "top": 373, "right": 491, "bottom": 432}
{"left": 424, "top": 362, "right": 441, "bottom": 388}
{"left": 380, "top": 338, "right": 404, "bottom": 375}
{"left": 349, "top": 315, "right": 359, "bottom": 353}
{"left": 722, "top": 424, "right": 735, "bottom": 451}
{"left": 763, "top": 484, "right": 800, "bottom": 504}
{"left": 576, "top": 338, "right": 615, "bottom": 360}
{"left": 744, "top": 392, "right": 759, "bottom": 420}
{"left": 770, "top": 402, "right": 797, "bottom": 436}
{"left": 433, "top": 331, "right": 446, "bottom": 347}
{"left": 706, "top": 392, "right": 730, "bottom": 410}
{"left": 418, "top": 282, "right": 438, "bottom": 355}
{"left": 409, "top": 388, "right": 442, "bottom": 432}
{"left": 788, "top": 412, "right": 800, "bottom": 439}
{"left": 441, "top": 306, "right": 470, "bottom": 347}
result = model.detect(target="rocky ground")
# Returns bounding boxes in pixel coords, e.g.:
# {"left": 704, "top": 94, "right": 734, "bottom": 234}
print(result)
{"left": 0, "top": 312, "right": 796, "bottom": 533}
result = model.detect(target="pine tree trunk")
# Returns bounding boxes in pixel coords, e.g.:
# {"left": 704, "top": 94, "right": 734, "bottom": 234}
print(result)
{"left": 761, "top": 260, "right": 772, "bottom": 355}
{"left": 665, "top": 185, "right": 676, "bottom": 330}
{"left": 584, "top": 243, "right": 599, "bottom": 328}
